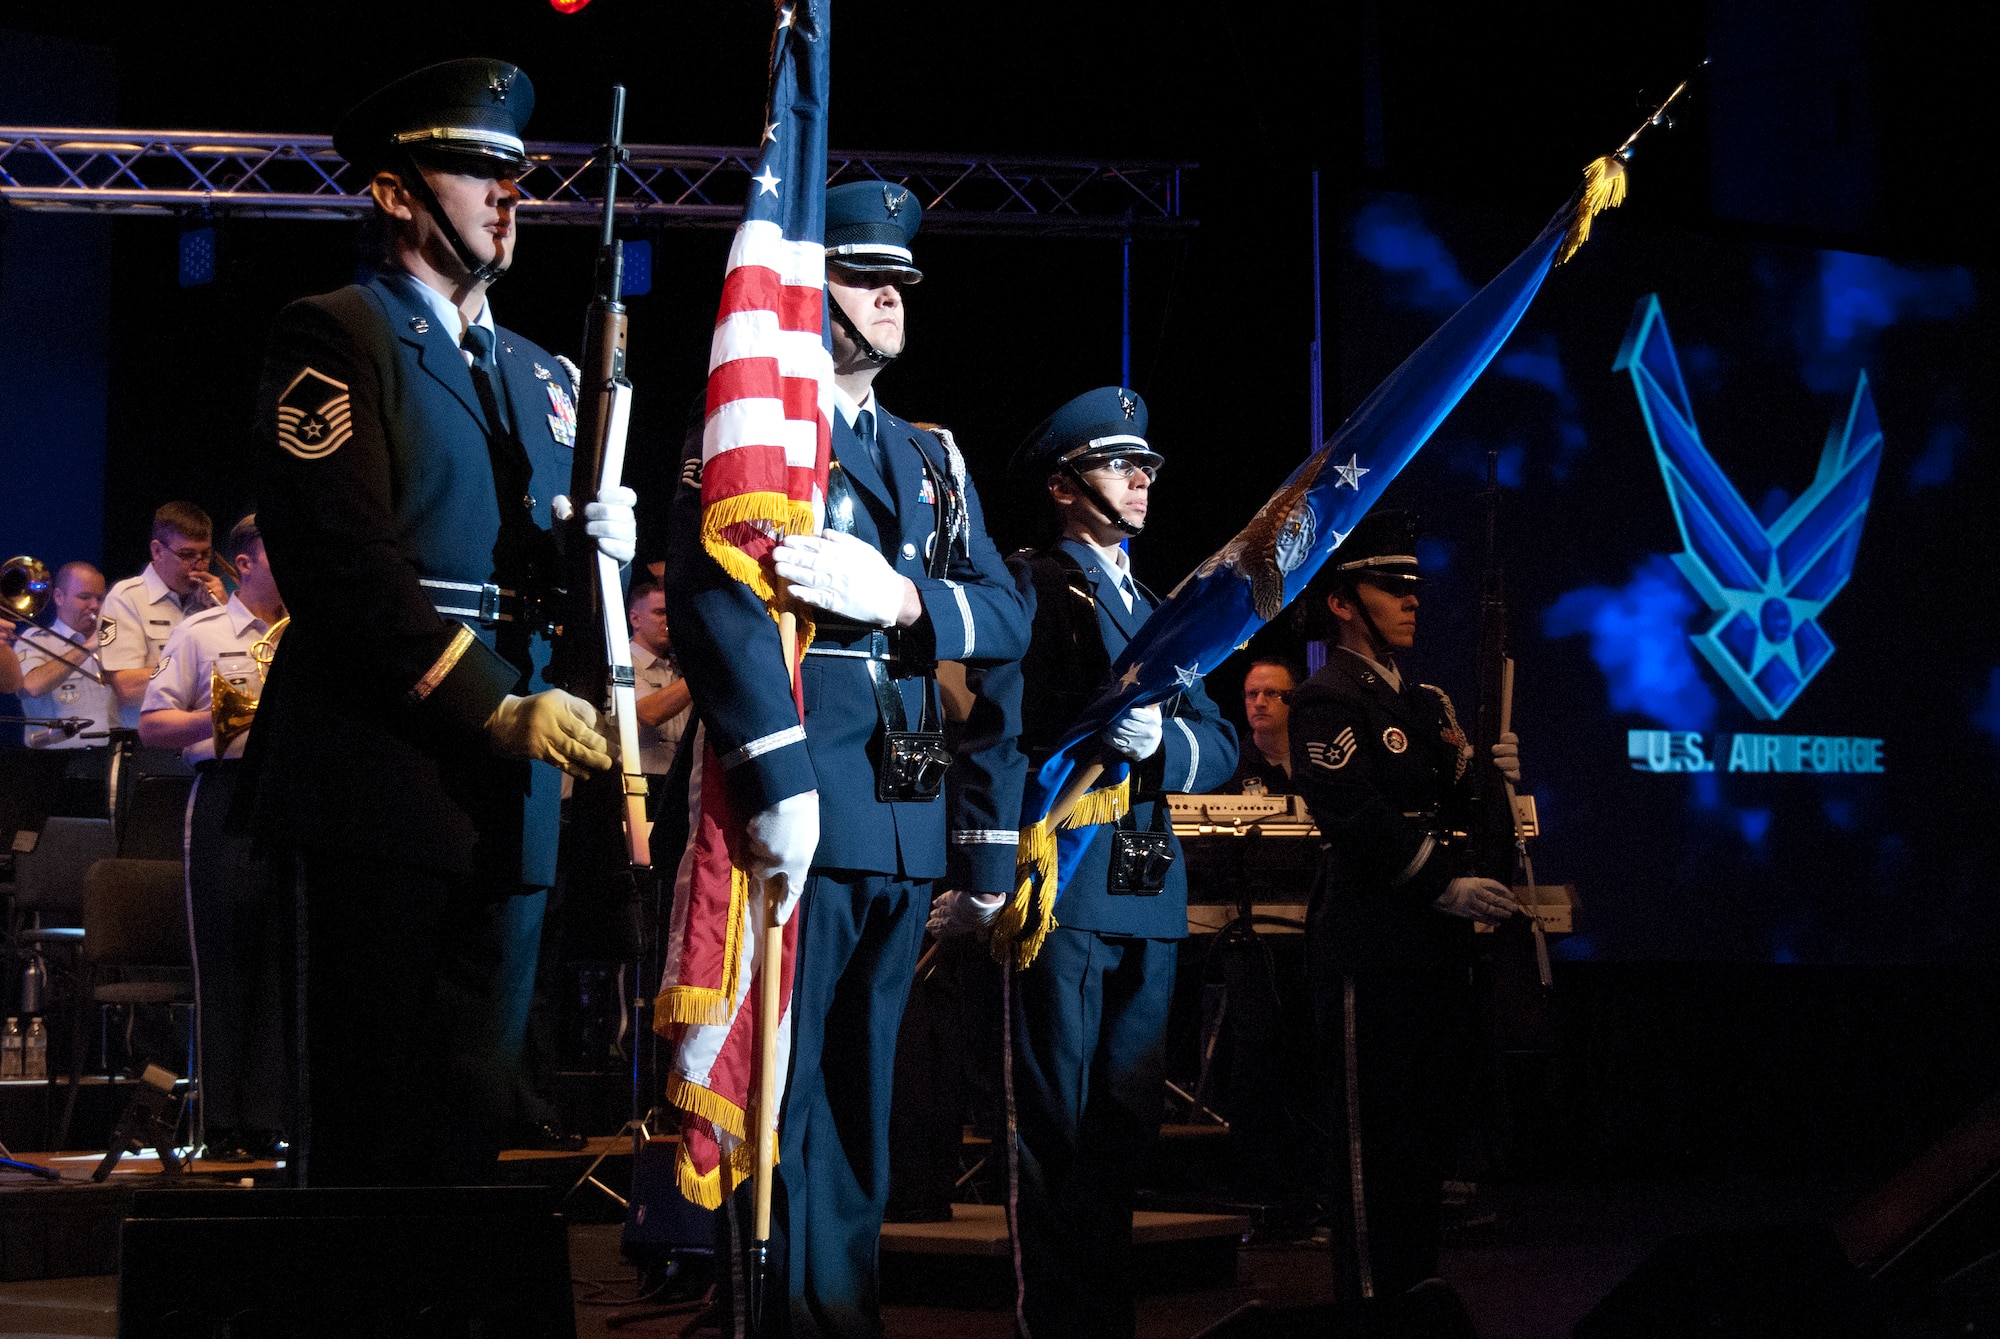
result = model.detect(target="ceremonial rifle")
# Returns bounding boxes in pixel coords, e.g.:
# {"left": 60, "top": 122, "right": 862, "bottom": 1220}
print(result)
{"left": 1469, "top": 448, "right": 1550, "bottom": 987}
{"left": 553, "top": 84, "right": 650, "bottom": 870}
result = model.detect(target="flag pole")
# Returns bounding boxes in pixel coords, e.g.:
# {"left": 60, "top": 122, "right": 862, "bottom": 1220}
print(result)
{"left": 751, "top": 604, "right": 799, "bottom": 1331}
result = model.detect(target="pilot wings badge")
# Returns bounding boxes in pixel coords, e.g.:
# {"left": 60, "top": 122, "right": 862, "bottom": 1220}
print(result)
{"left": 1616, "top": 294, "right": 1885, "bottom": 720}
{"left": 1194, "top": 450, "right": 1327, "bottom": 619}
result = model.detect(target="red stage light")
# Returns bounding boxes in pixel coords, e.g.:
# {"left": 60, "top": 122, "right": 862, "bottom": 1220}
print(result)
{"left": 549, "top": 0, "right": 592, "bottom": 12}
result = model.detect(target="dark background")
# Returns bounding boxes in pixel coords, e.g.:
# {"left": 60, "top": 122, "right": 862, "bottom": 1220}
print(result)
{"left": 6, "top": 0, "right": 2000, "bottom": 1177}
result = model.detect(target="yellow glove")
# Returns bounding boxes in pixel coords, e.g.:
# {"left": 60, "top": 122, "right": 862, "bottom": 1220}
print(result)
{"left": 485, "top": 689, "right": 613, "bottom": 779}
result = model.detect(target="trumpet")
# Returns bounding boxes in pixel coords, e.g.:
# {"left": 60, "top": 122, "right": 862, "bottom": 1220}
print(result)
{"left": 209, "top": 614, "right": 289, "bottom": 756}
{"left": 1, "top": 555, "right": 112, "bottom": 686}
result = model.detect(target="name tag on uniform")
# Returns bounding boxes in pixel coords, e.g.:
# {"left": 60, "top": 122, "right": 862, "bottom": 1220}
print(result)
{"left": 215, "top": 651, "right": 256, "bottom": 691}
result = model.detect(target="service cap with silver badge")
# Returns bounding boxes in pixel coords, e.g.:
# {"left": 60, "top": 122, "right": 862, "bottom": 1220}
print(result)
{"left": 334, "top": 56, "right": 536, "bottom": 178}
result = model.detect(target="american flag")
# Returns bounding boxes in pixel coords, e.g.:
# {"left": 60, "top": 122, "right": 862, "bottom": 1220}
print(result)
{"left": 656, "top": 0, "right": 831, "bottom": 1210}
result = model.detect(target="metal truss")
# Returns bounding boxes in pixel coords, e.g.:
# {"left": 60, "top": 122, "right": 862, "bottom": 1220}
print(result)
{"left": 0, "top": 127, "right": 1192, "bottom": 236}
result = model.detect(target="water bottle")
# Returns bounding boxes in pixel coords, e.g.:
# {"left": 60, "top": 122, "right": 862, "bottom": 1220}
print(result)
{"left": 1, "top": 1017, "right": 21, "bottom": 1080}
{"left": 20, "top": 953, "right": 46, "bottom": 1017}
{"left": 24, "top": 1017, "right": 47, "bottom": 1080}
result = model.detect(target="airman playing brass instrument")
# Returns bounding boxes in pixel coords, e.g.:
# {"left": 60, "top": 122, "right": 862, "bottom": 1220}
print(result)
{"left": 209, "top": 615, "right": 289, "bottom": 756}
{"left": 1, "top": 555, "right": 113, "bottom": 685}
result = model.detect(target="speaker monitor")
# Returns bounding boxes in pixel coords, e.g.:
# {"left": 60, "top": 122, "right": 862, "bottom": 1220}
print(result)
{"left": 1573, "top": 1223, "right": 1885, "bottom": 1339}
{"left": 119, "top": 1186, "right": 574, "bottom": 1338}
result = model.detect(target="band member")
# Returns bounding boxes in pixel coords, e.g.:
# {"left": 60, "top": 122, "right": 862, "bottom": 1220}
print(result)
{"left": 1287, "top": 510, "right": 1518, "bottom": 1330}
{"left": 1230, "top": 655, "right": 1302, "bottom": 794}
{"left": 11, "top": 562, "right": 120, "bottom": 749}
{"left": 938, "top": 387, "right": 1238, "bottom": 1339}
{"left": 626, "top": 579, "right": 693, "bottom": 799}
{"left": 139, "top": 514, "right": 289, "bottom": 1158}
{"left": 101, "top": 502, "right": 226, "bottom": 722}
{"left": 244, "top": 58, "right": 632, "bottom": 1186}
{"left": 1, "top": 613, "right": 23, "bottom": 696}
{"left": 666, "top": 180, "right": 1030, "bottom": 1334}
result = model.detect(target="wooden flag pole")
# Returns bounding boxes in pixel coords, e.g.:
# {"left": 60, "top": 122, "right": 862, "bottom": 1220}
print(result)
{"left": 750, "top": 605, "right": 799, "bottom": 1331}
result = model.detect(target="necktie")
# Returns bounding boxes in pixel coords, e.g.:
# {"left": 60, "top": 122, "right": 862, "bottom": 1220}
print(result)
{"left": 1117, "top": 572, "right": 1138, "bottom": 612}
{"left": 460, "top": 324, "right": 511, "bottom": 440}
{"left": 459, "top": 323, "right": 531, "bottom": 515}
{"left": 854, "top": 408, "right": 884, "bottom": 479}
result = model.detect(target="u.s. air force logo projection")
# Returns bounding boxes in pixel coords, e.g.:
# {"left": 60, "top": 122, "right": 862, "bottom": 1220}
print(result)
{"left": 276, "top": 367, "right": 353, "bottom": 460}
{"left": 1616, "top": 295, "right": 1884, "bottom": 721}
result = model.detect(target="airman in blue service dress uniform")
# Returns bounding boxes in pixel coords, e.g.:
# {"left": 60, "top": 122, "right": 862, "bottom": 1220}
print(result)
{"left": 1287, "top": 510, "right": 1519, "bottom": 1332}
{"left": 940, "top": 388, "right": 1238, "bottom": 1339}
{"left": 244, "top": 59, "right": 633, "bottom": 1187}
{"left": 664, "top": 181, "right": 1030, "bottom": 1338}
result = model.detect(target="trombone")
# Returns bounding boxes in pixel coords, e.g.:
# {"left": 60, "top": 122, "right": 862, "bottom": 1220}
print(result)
{"left": 1, "top": 555, "right": 113, "bottom": 686}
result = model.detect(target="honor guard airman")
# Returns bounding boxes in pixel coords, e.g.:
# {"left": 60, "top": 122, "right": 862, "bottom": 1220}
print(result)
{"left": 664, "top": 180, "right": 1031, "bottom": 1336}
{"left": 938, "top": 387, "right": 1238, "bottom": 1339}
{"left": 243, "top": 58, "right": 633, "bottom": 1187}
{"left": 1287, "top": 509, "right": 1519, "bottom": 1331}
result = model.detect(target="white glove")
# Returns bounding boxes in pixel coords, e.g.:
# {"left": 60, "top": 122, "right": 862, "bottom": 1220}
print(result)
{"left": 552, "top": 485, "right": 639, "bottom": 565}
{"left": 485, "top": 689, "right": 612, "bottom": 779}
{"left": 927, "top": 889, "right": 1005, "bottom": 940}
{"left": 771, "top": 532, "right": 909, "bottom": 627}
{"left": 1492, "top": 731, "right": 1521, "bottom": 784}
{"left": 745, "top": 790, "right": 820, "bottom": 926}
{"left": 1103, "top": 703, "right": 1163, "bottom": 761}
{"left": 1435, "top": 876, "right": 1518, "bottom": 925}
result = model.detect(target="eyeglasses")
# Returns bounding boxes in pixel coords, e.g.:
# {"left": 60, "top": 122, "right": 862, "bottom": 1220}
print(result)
{"left": 169, "top": 546, "right": 213, "bottom": 565}
{"left": 1089, "top": 457, "right": 1159, "bottom": 482}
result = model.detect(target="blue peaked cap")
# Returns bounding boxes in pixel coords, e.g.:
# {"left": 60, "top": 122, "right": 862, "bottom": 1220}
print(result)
{"left": 1010, "top": 386, "right": 1158, "bottom": 486}
{"left": 336, "top": 58, "right": 534, "bottom": 176}
{"left": 825, "top": 180, "right": 923, "bottom": 281}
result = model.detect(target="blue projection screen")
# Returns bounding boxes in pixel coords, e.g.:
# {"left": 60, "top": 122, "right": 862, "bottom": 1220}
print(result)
{"left": 1337, "top": 191, "right": 1998, "bottom": 965}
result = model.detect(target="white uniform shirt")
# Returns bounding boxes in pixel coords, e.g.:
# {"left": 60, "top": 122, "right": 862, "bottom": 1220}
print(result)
{"left": 100, "top": 566, "right": 204, "bottom": 726}
{"left": 141, "top": 595, "right": 275, "bottom": 764}
{"left": 1079, "top": 537, "right": 1140, "bottom": 612}
{"left": 632, "top": 640, "right": 692, "bottom": 777}
{"left": 12, "top": 618, "right": 121, "bottom": 749}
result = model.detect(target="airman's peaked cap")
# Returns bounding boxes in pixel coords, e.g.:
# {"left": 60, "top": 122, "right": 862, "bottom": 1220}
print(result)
{"left": 825, "top": 180, "right": 923, "bottom": 282}
{"left": 1009, "top": 386, "right": 1159, "bottom": 486}
{"left": 335, "top": 58, "right": 535, "bottom": 177}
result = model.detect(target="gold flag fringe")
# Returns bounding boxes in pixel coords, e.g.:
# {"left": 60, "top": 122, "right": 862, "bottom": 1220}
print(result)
{"left": 1556, "top": 155, "right": 1628, "bottom": 267}
{"left": 656, "top": 863, "right": 753, "bottom": 1029}
{"left": 700, "top": 490, "right": 818, "bottom": 603}
{"left": 990, "top": 776, "right": 1131, "bottom": 969}
{"left": 673, "top": 1118, "right": 765, "bottom": 1210}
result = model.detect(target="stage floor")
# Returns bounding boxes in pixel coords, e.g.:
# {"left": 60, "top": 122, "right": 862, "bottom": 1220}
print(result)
{"left": 0, "top": 1174, "right": 1867, "bottom": 1338}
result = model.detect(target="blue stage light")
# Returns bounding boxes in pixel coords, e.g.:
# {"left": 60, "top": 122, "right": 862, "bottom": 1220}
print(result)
{"left": 179, "top": 225, "right": 216, "bottom": 287}
{"left": 622, "top": 238, "right": 652, "bottom": 297}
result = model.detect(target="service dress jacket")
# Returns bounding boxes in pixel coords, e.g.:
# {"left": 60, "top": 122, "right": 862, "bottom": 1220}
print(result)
{"left": 245, "top": 271, "right": 578, "bottom": 888}
{"left": 981, "top": 540, "right": 1238, "bottom": 940}
{"left": 664, "top": 403, "right": 1031, "bottom": 893}
{"left": 1288, "top": 648, "right": 1479, "bottom": 972}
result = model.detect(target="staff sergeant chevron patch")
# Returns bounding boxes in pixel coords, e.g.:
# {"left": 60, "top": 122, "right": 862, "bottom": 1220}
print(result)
{"left": 276, "top": 367, "right": 353, "bottom": 460}
{"left": 1307, "top": 727, "right": 1358, "bottom": 771}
